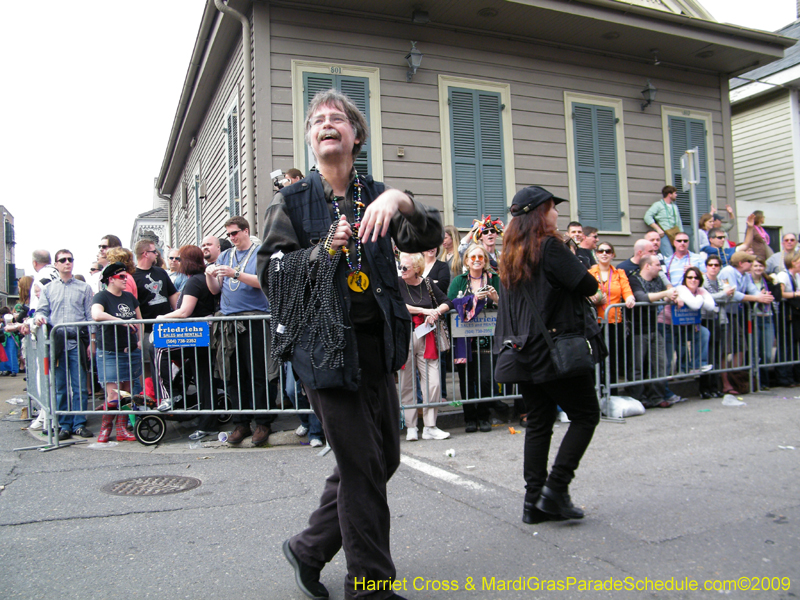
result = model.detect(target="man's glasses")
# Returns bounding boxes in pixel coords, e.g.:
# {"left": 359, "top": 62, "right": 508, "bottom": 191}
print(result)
{"left": 227, "top": 230, "right": 242, "bottom": 238}
{"left": 98, "top": 244, "right": 108, "bottom": 250}
{"left": 675, "top": 239, "right": 689, "bottom": 244}
{"left": 169, "top": 256, "right": 181, "bottom": 262}
{"left": 89, "top": 268, "right": 100, "bottom": 273}
{"left": 713, "top": 235, "right": 726, "bottom": 239}
{"left": 57, "top": 257, "right": 74, "bottom": 263}
{"left": 596, "top": 249, "right": 613, "bottom": 254}
{"left": 707, "top": 263, "right": 721, "bottom": 268}
{"left": 785, "top": 239, "right": 797, "bottom": 243}
{"left": 145, "top": 250, "right": 158, "bottom": 255}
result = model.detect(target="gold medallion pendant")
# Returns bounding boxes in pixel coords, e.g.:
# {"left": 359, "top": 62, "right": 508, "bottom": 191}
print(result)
{"left": 347, "top": 271, "right": 370, "bottom": 292}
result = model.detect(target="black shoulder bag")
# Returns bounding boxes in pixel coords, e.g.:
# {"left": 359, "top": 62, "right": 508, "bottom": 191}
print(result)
{"left": 518, "top": 285, "right": 595, "bottom": 379}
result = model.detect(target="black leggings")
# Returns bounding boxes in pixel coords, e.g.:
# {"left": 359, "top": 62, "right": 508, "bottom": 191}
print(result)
{"left": 520, "top": 373, "right": 600, "bottom": 501}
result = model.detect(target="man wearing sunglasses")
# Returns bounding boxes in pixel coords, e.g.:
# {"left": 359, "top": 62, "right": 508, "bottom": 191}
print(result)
{"left": 167, "top": 248, "right": 188, "bottom": 293}
{"left": 700, "top": 226, "right": 754, "bottom": 268}
{"left": 33, "top": 250, "right": 95, "bottom": 440}
{"left": 663, "top": 234, "right": 706, "bottom": 287}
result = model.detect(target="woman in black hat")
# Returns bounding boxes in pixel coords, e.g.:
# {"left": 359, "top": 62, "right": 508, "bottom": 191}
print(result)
{"left": 91, "top": 262, "right": 143, "bottom": 442}
{"left": 494, "top": 186, "right": 603, "bottom": 523}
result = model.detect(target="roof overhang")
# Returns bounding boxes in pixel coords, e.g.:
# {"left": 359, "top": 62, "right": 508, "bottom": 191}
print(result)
{"left": 157, "top": 0, "right": 794, "bottom": 193}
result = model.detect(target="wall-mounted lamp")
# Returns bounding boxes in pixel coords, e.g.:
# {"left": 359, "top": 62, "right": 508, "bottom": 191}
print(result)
{"left": 195, "top": 174, "right": 207, "bottom": 199}
{"left": 405, "top": 41, "right": 423, "bottom": 82}
{"left": 640, "top": 80, "right": 657, "bottom": 111}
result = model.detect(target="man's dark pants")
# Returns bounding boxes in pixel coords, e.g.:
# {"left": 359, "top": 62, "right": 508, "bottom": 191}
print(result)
{"left": 289, "top": 328, "right": 401, "bottom": 600}
{"left": 229, "top": 316, "right": 276, "bottom": 427}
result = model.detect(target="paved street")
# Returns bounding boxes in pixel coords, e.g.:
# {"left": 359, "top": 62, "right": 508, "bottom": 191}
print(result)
{"left": 0, "top": 374, "right": 798, "bottom": 599}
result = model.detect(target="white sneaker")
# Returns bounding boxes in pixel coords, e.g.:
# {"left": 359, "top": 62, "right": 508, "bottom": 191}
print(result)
{"left": 295, "top": 424, "right": 309, "bottom": 437}
{"left": 309, "top": 438, "right": 324, "bottom": 447}
{"left": 406, "top": 428, "right": 419, "bottom": 441}
{"left": 558, "top": 411, "right": 571, "bottom": 423}
{"left": 29, "top": 412, "right": 45, "bottom": 430}
{"left": 422, "top": 426, "right": 450, "bottom": 440}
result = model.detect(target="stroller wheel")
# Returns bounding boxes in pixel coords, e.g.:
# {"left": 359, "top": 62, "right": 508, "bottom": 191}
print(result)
{"left": 134, "top": 415, "right": 166, "bottom": 446}
{"left": 215, "top": 390, "right": 233, "bottom": 424}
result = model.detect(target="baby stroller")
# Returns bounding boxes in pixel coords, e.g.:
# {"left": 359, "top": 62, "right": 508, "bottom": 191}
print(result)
{"left": 132, "top": 352, "right": 232, "bottom": 445}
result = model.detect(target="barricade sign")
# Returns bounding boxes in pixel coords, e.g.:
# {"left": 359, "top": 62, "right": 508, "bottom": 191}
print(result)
{"left": 153, "top": 322, "right": 210, "bottom": 348}
{"left": 450, "top": 309, "right": 498, "bottom": 338}
{"left": 671, "top": 306, "right": 701, "bottom": 325}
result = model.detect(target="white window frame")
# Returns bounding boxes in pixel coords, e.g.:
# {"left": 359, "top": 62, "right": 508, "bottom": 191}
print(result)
{"left": 192, "top": 162, "right": 203, "bottom": 244}
{"left": 438, "top": 75, "right": 515, "bottom": 227}
{"left": 224, "top": 94, "right": 241, "bottom": 217}
{"left": 661, "top": 105, "right": 717, "bottom": 204}
{"left": 291, "top": 60, "right": 383, "bottom": 181}
{"left": 564, "top": 92, "right": 630, "bottom": 235}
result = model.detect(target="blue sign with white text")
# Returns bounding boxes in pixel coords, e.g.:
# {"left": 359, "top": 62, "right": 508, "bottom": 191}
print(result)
{"left": 153, "top": 322, "right": 210, "bottom": 348}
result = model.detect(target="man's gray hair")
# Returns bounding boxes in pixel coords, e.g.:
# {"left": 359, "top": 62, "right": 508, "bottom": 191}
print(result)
{"left": 304, "top": 89, "right": 369, "bottom": 160}
{"left": 32, "top": 249, "right": 51, "bottom": 265}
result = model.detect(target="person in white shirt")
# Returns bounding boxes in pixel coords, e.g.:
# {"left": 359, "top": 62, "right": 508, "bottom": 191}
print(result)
{"left": 675, "top": 267, "right": 715, "bottom": 373}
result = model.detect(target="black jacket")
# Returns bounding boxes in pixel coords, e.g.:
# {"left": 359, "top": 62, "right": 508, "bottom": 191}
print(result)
{"left": 493, "top": 237, "right": 600, "bottom": 384}
{"left": 258, "top": 171, "right": 443, "bottom": 391}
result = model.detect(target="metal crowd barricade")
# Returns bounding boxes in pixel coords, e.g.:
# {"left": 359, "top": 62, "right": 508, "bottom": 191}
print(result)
{"left": 599, "top": 300, "right": 756, "bottom": 409}
{"left": 36, "top": 314, "right": 312, "bottom": 449}
{"left": 399, "top": 309, "right": 522, "bottom": 420}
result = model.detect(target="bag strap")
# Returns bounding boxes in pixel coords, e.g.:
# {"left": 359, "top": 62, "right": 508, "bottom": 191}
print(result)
{"left": 423, "top": 277, "right": 437, "bottom": 307}
{"left": 518, "top": 284, "right": 559, "bottom": 356}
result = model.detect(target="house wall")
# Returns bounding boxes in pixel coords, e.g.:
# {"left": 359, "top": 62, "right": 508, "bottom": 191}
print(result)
{"left": 731, "top": 90, "right": 799, "bottom": 233}
{"left": 167, "top": 5, "right": 735, "bottom": 260}
{"left": 264, "top": 6, "right": 729, "bottom": 257}
{"left": 167, "top": 35, "right": 249, "bottom": 246}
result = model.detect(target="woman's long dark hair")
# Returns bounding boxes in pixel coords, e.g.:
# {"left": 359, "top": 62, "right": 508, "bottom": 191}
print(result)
{"left": 499, "top": 200, "right": 560, "bottom": 289}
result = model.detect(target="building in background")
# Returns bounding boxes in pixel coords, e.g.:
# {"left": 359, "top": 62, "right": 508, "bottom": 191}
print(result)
{"left": 1, "top": 207, "right": 17, "bottom": 307}
{"left": 730, "top": 16, "right": 800, "bottom": 248}
{"left": 130, "top": 178, "right": 171, "bottom": 256}
{"left": 155, "top": 0, "right": 794, "bottom": 258}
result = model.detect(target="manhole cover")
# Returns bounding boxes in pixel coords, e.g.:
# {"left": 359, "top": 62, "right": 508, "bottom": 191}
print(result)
{"left": 101, "top": 476, "right": 201, "bottom": 496}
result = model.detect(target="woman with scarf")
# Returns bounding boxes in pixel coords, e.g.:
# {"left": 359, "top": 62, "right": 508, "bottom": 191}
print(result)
{"left": 494, "top": 186, "right": 602, "bottom": 523}
{"left": 448, "top": 243, "right": 500, "bottom": 433}
{"left": 398, "top": 252, "right": 453, "bottom": 441}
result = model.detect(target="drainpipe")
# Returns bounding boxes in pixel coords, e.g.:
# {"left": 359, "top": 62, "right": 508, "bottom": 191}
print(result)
{"left": 215, "top": 0, "right": 256, "bottom": 235}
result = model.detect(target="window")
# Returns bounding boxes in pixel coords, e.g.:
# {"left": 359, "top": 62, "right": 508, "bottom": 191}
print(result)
{"left": 438, "top": 76, "right": 515, "bottom": 228}
{"left": 291, "top": 61, "right": 382, "bottom": 180}
{"left": 193, "top": 164, "right": 203, "bottom": 244}
{"left": 666, "top": 113, "right": 712, "bottom": 228}
{"left": 224, "top": 99, "right": 240, "bottom": 217}
{"left": 564, "top": 93, "right": 629, "bottom": 233}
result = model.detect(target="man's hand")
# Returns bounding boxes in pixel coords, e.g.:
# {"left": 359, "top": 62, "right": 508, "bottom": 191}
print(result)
{"left": 34, "top": 316, "right": 46, "bottom": 327}
{"left": 756, "top": 291, "right": 774, "bottom": 304}
{"left": 725, "top": 286, "right": 736, "bottom": 297}
{"left": 359, "top": 190, "right": 413, "bottom": 243}
{"left": 329, "top": 215, "right": 353, "bottom": 252}
{"left": 666, "top": 288, "right": 678, "bottom": 302}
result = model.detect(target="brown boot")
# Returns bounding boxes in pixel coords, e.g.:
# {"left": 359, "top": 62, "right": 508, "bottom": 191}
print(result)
{"left": 227, "top": 424, "right": 252, "bottom": 445}
{"left": 251, "top": 424, "right": 271, "bottom": 447}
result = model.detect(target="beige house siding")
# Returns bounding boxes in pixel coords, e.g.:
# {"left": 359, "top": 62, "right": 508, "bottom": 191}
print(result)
{"left": 732, "top": 92, "right": 796, "bottom": 225}
{"left": 264, "top": 5, "right": 729, "bottom": 257}
{"left": 168, "top": 38, "right": 247, "bottom": 246}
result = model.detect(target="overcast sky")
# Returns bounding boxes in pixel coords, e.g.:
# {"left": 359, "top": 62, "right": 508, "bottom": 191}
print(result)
{"left": 1, "top": 0, "right": 796, "bottom": 282}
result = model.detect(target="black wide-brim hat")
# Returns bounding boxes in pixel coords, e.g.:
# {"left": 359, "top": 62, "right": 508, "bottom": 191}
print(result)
{"left": 101, "top": 262, "right": 127, "bottom": 284}
{"left": 509, "top": 186, "right": 567, "bottom": 217}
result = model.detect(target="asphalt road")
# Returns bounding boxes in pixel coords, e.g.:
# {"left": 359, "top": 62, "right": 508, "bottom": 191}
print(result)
{"left": 0, "top": 375, "right": 798, "bottom": 600}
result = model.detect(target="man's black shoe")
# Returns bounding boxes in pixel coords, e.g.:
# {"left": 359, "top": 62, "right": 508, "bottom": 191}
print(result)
{"left": 478, "top": 420, "right": 492, "bottom": 432}
{"left": 535, "top": 485, "right": 584, "bottom": 519}
{"left": 57, "top": 428, "right": 71, "bottom": 441}
{"left": 283, "top": 540, "right": 329, "bottom": 599}
{"left": 72, "top": 426, "right": 94, "bottom": 438}
{"left": 464, "top": 421, "right": 477, "bottom": 433}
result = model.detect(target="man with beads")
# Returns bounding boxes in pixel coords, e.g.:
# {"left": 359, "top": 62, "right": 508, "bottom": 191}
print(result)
{"left": 258, "top": 89, "right": 442, "bottom": 600}
{"left": 206, "top": 216, "right": 277, "bottom": 447}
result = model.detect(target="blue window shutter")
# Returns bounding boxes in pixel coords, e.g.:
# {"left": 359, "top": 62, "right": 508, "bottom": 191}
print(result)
{"left": 302, "top": 73, "right": 371, "bottom": 176}
{"left": 573, "top": 103, "right": 621, "bottom": 231}
{"left": 449, "top": 87, "right": 506, "bottom": 228}
{"left": 669, "top": 116, "right": 710, "bottom": 235}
